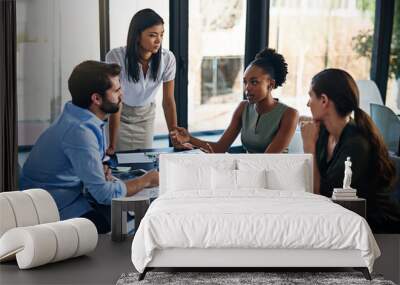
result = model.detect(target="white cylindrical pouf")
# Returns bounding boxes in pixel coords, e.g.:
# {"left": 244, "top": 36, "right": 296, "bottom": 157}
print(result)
{"left": 66, "top": 218, "right": 98, "bottom": 257}
{"left": 1, "top": 192, "right": 39, "bottom": 227}
{"left": 24, "top": 189, "right": 60, "bottom": 223}
{"left": 42, "top": 221, "right": 79, "bottom": 262}
{"left": 0, "top": 226, "right": 57, "bottom": 269}
{"left": 0, "top": 196, "right": 17, "bottom": 237}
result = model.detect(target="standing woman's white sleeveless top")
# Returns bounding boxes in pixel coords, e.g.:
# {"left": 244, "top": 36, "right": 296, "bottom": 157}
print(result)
{"left": 106, "top": 47, "right": 176, "bottom": 150}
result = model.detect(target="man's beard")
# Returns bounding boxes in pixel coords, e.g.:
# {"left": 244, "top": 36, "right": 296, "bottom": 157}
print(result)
{"left": 100, "top": 97, "right": 120, "bottom": 114}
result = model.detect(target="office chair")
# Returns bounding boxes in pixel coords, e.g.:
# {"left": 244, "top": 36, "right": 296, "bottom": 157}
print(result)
{"left": 370, "top": 103, "right": 400, "bottom": 155}
{"left": 389, "top": 153, "right": 400, "bottom": 202}
{"left": 356, "top": 80, "right": 383, "bottom": 115}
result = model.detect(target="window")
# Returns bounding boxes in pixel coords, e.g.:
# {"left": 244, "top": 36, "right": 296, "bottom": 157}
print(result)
{"left": 188, "top": 0, "right": 247, "bottom": 132}
{"left": 386, "top": 0, "right": 400, "bottom": 114}
{"left": 201, "top": 56, "right": 243, "bottom": 103}
{"left": 16, "top": 0, "right": 100, "bottom": 147}
{"left": 269, "top": 0, "right": 375, "bottom": 116}
{"left": 109, "top": 0, "right": 170, "bottom": 138}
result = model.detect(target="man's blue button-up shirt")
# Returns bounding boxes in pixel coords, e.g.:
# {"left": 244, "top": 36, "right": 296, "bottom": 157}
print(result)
{"left": 20, "top": 102, "right": 127, "bottom": 220}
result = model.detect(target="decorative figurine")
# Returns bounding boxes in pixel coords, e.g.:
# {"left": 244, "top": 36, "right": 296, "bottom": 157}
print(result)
{"left": 343, "top": 157, "right": 353, "bottom": 189}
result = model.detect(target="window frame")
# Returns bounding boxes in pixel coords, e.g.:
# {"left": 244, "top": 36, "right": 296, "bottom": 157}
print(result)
{"left": 100, "top": 0, "right": 394, "bottom": 124}
{"left": 370, "top": 0, "right": 395, "bottom": 103}
{"left": 5, "top": 0, "right": 395, "bottom": 190}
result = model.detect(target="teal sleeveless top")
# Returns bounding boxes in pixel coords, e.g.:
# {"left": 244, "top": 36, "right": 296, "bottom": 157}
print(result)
{"left": 241, "top": 101, "right": 288, "bottom": 153}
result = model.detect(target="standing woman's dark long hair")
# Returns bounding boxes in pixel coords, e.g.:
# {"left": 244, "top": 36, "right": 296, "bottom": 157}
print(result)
{"left": 125, "top": 9, "right": 163, "bottom": 82}
{"left": 311, "top": 68, "right": 396, "bottom": 188}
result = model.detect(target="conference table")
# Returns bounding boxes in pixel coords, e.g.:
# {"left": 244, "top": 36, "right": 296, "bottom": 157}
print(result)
{"left": 110, "top": 147, "right": 189, "bottom": 242}
{"left": 110, "top": 146, "right": 177, "bottom": 170}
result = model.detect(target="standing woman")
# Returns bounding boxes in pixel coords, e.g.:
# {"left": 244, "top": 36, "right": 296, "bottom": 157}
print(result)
{"left": 301, "top": 68, "right": 400, "bottom": 233}
{"left": 106, "top": 9, "right": 178, "bottom": 152}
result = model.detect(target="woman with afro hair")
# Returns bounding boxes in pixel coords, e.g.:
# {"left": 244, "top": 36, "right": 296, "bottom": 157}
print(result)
{"left": 171, "top": 48, "right": 299, "bottom": 153}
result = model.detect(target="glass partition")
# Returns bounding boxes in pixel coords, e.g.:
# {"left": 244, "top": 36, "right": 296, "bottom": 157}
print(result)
{"left": 386, "top": 0, "right": 400, "bottom": 114}
{"left": 269, "top": 0, "right": 375, "bottom": 116}
{"left": 188, "top": 0, "right": 247, "bottom": 132}
{"left": 16, "top": 0, "right": 100, "bottom": 146}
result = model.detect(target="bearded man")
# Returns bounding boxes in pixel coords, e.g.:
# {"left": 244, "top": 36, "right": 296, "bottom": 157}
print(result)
{"left": 20, "top": 61, "right": 158, "bottom": 233}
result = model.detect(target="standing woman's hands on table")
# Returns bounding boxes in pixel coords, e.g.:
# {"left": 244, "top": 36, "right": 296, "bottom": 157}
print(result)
{"left": 106, "top": 145, "right": 116, "bottom": 155}
{"left": 103, "top": 164, "right": 113, "bottom": 181}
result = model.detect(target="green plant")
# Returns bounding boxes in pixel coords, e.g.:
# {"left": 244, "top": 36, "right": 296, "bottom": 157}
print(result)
{"left": 352, "top": 0, "right": 400, "bottom": 79}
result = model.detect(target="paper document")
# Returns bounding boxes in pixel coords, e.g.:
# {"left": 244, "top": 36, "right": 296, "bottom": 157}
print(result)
{"left": 116, "top": 153, "right": 154, "bottom": 164}
{"left": 133, "top": 187, "right": 159, "bottom": 199}
{"left": 113, "top": 187, "right": 159, "bottom": 201}
{"left": 175, "top": 148, "right": 204, "bottom": 154}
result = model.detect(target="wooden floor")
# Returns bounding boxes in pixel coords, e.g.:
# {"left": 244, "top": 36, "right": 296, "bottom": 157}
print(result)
{"left": 1, "top": 234, "right": 398, "bottom": 285}
{"left": 0, "top": 235, "right": 134, "bottom": 285}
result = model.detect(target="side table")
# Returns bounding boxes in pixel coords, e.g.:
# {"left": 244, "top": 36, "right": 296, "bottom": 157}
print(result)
{"left": 331, "top": 197, "right": 366, "bottom": 218}
{"left": 111, "top": 187, "right": 158, "bottom": 242}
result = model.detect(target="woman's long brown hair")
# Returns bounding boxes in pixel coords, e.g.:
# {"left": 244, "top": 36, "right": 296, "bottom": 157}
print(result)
{"left": 312, "top": 68, "right": 395, "bottom": 188}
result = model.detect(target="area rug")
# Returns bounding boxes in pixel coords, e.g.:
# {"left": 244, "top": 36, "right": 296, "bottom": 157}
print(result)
{"left": 116, "top": 271, "right": 396, "bottom": 285}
